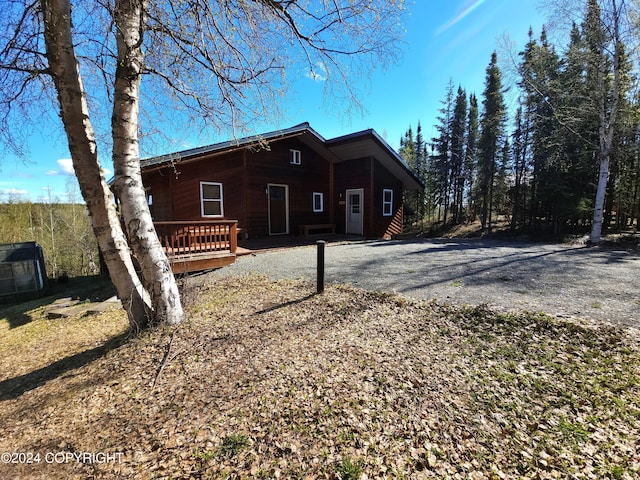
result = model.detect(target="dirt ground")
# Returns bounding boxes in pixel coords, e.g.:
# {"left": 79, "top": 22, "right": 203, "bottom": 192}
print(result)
{"left": 212, "top": 237, "right": 640, "bottom": 329}
{"left": 2, "top": 275, "right": 639, "bottom": 479}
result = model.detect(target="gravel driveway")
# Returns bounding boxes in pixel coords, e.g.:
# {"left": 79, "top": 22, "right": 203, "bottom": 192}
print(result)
{"left": 211, "top": 238, "right": 640, "bottom": 329}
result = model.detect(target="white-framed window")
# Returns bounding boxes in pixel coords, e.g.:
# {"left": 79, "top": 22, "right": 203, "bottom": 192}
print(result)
{"left": 146, "top": 191, "right": 154, "bottom": 217}
{"left": 200, "top": 181, "right": 224, "bottom": 217}
{"left": 313, "top": 192, "right": 324, "bottom": 212}
{"left": 382, "top": 188, "right": 393, "bottom": 216}
{"left": 290, "top": 149, "right": 301, "bottom": 165}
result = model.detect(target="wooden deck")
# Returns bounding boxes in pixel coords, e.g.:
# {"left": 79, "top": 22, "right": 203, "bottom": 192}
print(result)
{"left": 154, "top": 220, "right": 238, "bottom": 274}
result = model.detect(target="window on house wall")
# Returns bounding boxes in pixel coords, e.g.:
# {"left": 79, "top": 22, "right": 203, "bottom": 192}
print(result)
{"left": 145, "top": 188, "right": 154, "bottom": 218}
{"left": 313, "top": 192, "right": 324, "bottom": 212}
{"left": 290, "top": 149, "right": 301, "bottom": 165}
{"left": 383, "top": 189, "right": 393, "bottom": 216}
{"left": 200, "top": 181, "right": 224, "bottom": 217}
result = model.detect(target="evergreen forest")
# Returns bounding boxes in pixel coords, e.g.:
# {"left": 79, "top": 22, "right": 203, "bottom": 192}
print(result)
{"left": 400, "top": 1, "right": 639, "bottom": 238}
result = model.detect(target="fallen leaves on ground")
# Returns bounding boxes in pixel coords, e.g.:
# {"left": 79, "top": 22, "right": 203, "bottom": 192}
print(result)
{"left": 0, "top": 275, "right": 638, "bottom": 479}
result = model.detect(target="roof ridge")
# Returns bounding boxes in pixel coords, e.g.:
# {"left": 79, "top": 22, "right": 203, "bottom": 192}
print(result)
{"left": 140, "top": 122, "right": 318, "bottom": 168}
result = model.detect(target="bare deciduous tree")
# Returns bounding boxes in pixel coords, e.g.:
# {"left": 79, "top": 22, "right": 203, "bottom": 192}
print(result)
{"left": 1, "top": 0, "right": 405, "bottom": 329}
{"left": 586, "top": 0, "right": 624, "bottom": 244}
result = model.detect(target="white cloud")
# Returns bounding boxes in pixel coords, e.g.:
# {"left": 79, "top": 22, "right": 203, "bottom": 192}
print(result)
{"left": 0, "top": 188, "right": 28, "bottom": 196}
{"left": 43, "top": 158, "right": 75, "bottom": 177}
{"left": 58, "top": 158, "right": 75, "bottom": 176}
{"left": 44, "top": 157, "right": 112, "bottom": 180}
{"left": 435, "top": 0, "right": 487, "bottom": 36}
{"left": 306, "top": 61, "right": 328, "bottom": 82}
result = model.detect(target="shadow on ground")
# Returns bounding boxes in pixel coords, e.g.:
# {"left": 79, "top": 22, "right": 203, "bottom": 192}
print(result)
{"left": 0, "top": 331, "right": 129, "bottom": 401}
{"left": 0, "top": 275, "right": 116, "bottom": 330}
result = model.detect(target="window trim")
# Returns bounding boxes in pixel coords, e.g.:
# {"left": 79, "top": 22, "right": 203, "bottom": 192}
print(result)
{"left": 313, "top": 192, "right": 324, "bottom": 213}
{"left": 200, "top": 181, "right": 224, "bottom": 218}
{"left": 145, "top": 188, "right": 154, "bottom": 219}
{"left": 290, "top": 149, "right": 301, "bottom": 165}
{"left": 382, "top": 188, "right": 393, "bottom": 217}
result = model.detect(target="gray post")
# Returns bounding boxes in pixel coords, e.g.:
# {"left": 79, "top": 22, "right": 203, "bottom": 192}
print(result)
{"left": 316, "top": 240, "right": 325, "bottom": 294}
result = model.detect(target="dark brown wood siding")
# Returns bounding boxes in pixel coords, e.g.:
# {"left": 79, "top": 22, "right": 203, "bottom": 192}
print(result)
{"left": 372, "top": 161, "right": 404, "bottom": 238}
{"left": 142, "top": 151, "right": 248, "bottom": 231}
{"left": 334, "top": 157, "right": 404, "bottom": 237}
{"left": 245, "top": 140, "right": 331, "bottom": 237}
{"left": 144, "top": 170, "right": 172, "bottom": 221}
{"left": 334, "top": 158, "right": 372, "bottom": 235}
{"left": 142, "top": 139, "right": 332, "bottom": 238}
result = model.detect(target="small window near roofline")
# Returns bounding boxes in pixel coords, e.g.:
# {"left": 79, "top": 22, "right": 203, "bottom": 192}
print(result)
{"left": 290, "top": 149, "right": 301, "bottom": 165}
{"left": 383, "top": 189, "right": 393, "bottom": 216}
{"left": 313, "top": 192, "right": 324, "bottom": 212}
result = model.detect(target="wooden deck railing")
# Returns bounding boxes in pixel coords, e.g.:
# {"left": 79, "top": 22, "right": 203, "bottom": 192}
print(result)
{"left": 154, "top": 220, "right": 238, "bottom": 256}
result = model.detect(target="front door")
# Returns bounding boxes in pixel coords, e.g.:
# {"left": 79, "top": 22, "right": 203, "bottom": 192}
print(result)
{"left": 268, "top": 184, "right": 289, "bottom": 235}
{"left": 346, "top": 188, "right": 364, "bottom": 235}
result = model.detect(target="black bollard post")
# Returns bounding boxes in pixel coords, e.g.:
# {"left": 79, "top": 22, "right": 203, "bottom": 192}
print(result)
{"left": 316, "top": 240, "right": 325, "bottom": 294}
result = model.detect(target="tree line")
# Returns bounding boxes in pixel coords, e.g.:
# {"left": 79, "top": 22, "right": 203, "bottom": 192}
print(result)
{"left": 400, "top": 0, "right": 639, "bottom": 239}
{"left": 0, "top": 200, "right": 99, "bottom": 279}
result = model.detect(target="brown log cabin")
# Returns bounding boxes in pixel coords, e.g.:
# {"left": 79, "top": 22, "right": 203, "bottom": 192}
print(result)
{"left": 140, "top": 123, "right": 424, "bottom": 273}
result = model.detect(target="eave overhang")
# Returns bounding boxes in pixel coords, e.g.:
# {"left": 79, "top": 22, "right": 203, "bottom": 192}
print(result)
{"left": 326, "top": 129, "right": 424, "bottom": 191}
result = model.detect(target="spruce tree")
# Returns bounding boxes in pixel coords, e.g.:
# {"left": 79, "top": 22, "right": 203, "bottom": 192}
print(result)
{"left": 465, "top": 93, "right": 479, "bottom": 222}
{"left": 450, "top": 86, "right": 468, "bottom": 224}
{"left": 494, "top": 139, "right": 511, "bottom": 221}
{"left": 432, "top": 80, "right": 455, "bottom": 225}
{"left": 511, "top": 106, "right": 530, "bottom": 230}
{"left": 399, "top": 126, "right": 418, "bottom": 227}
{"left": 415, "top": 122, "right": 428, "bottom": 224}
{"left": 557, "top": 22, "right": 598, "bottom": 231}
{"left": 477, "top": 52, "right": 506, "bottom": 232}
{"left": 520, "top": 27, "right": 563, "bottom": 230}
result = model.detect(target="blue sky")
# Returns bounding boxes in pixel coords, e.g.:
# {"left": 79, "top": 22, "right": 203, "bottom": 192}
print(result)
{"left": 0, "top": 0, "right": 546, "bottom": 203}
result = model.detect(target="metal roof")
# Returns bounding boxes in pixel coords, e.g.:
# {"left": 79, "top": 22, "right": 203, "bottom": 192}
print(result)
{"left": 140, "top": 123, "right": 322, "bottom": 169}
{"left": 0, "top": 242, "right": 41, "bottom": 263}
{"left": 140, "top": 123, "right": 423, "bottom": 190}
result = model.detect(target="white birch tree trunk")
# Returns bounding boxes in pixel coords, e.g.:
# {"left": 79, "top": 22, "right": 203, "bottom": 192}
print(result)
{"left": 41, "top": 0, "right": 152, "bottom": 329}
{"left": 590, "top": 135, "right": 612, "bottom": 244}
{"left": 589, "top": 0, "right": 621, "bottom": 245}
{"left": 110, "top": 0, "right": 184, "bottom": 326}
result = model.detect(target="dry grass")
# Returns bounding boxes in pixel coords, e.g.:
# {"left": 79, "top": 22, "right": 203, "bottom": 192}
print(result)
{"left": 0, "top": 275, "right": 638, "bottom": 479}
